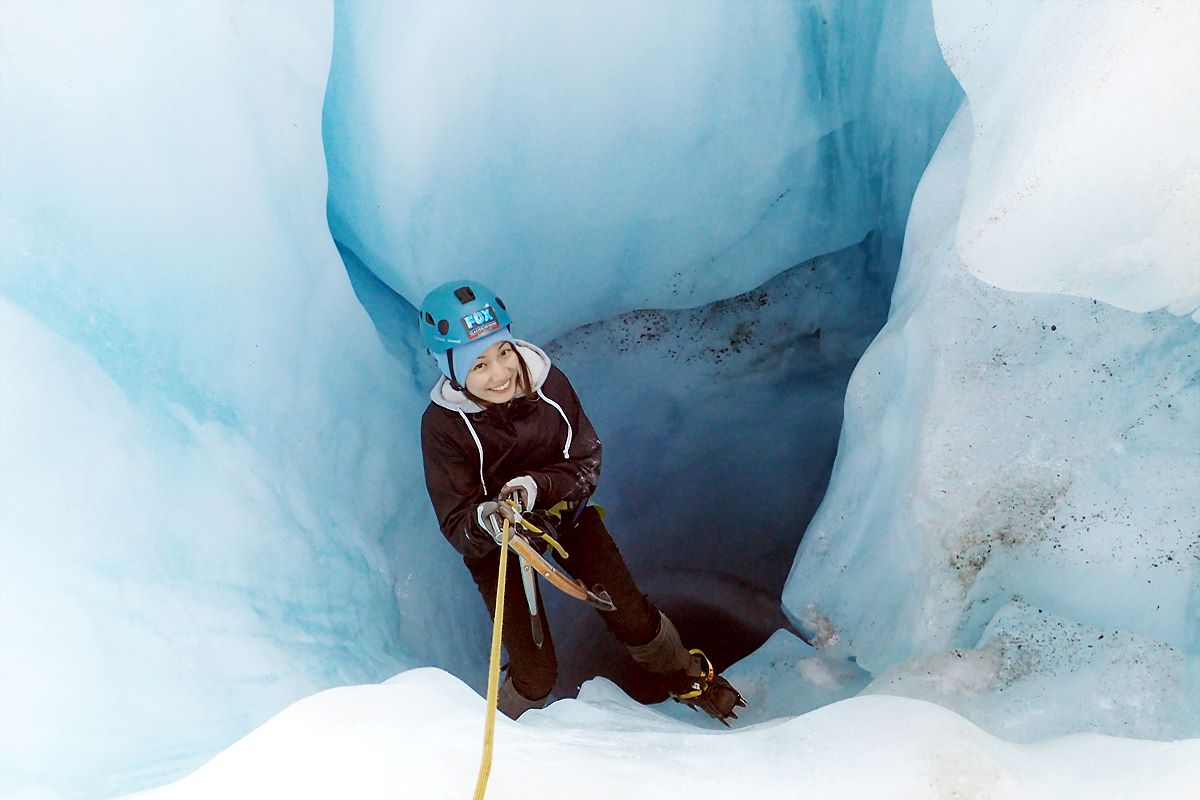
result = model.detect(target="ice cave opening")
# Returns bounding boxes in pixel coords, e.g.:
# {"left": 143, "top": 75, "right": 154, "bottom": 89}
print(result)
{"left": 334, "top": 226, "right": 895, "bottom": 699}
{"left": 320, "top": 0, "right": 962, "bottom": 700}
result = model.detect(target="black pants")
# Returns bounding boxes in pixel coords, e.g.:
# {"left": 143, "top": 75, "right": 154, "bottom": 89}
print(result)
{"left": 464, "top": 506, "right": 660, "bottom": 701}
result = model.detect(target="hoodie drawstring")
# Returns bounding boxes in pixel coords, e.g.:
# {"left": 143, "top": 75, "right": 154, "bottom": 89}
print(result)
{"left": 457, "top": 393, "right": 575, "bottom": 497}
{"left": 457, "top": 408, "right": 488, "bottom": 496}
{"left": 537, "top": 393, "right": 573, "bottom": 458}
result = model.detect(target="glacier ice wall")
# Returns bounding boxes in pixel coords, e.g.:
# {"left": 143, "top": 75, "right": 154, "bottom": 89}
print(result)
{"left": 538, "top": 236, "right": 892, "bottom": 694}
{"left": 0, "top": 1, "right": 965, "bottom": 792}
{"left": 4, "top": 0, "right": 1193, "bottom": 796}
{"left": 783, "top": 4, "right": 1200, "bottom": 739}
{"left": 0, "top": 3, "right": 478, "bottom": 795}
{"left": 323, "top": 0, "right": 962, "bottom": 341}
{"left": 936, "top": 0, "right": 1200, "bottom": 319}
{"left": 862, "top": 601, "right": 1200, "bottom": 742}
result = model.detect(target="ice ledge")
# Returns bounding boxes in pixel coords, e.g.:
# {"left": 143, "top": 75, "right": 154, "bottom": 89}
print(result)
{"left": 128, "top": 667, "right": 1198, "bottom": 800}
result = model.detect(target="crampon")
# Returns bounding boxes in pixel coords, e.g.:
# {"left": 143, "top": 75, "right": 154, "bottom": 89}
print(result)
{"left": 669, "top": 649, "right": 747, "bottom": 727}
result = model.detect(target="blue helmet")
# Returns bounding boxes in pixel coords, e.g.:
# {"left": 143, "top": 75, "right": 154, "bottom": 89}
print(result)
{"left": 419, "top": 279, "right": 514, "bottom": 389}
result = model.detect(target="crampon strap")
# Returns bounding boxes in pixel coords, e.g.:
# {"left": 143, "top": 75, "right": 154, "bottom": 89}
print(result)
{"left": 668, "top": 650, "right": 747, "bottom": 726}
{"left": 671, "top": 649, "right": 715, "bottom": 701}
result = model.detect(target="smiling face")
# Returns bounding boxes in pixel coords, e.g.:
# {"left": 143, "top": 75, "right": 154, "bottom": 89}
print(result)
{"left": 464, "top": 339, "right": 523, "bottom": 404}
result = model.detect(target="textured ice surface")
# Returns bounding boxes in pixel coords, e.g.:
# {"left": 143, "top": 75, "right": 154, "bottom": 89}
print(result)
{"left": 935, "top": 0, "right": 1200, "bottom": 319}
{"left": 128, "top": 668, "right": 1200, "bottom": 800}
{"left": 3, "top": 0, "right": 1196, "bottom": 796}
{"left": 695, "top": 629, "right": 871, "bottom": 727}
{"left": 0, "top": 300, "right": 402, "bottom": 795}
{"left": 537, "top": 235, "right": 891, "bottom": 687}
{"left": 0, "top": 2, "right": 946, "bottom": 793}
{"left": 0, "top": 3, "right": 471, "bottom": 796}
{"left": 323, "top": 0, "right": 961, "bottom": 706}
{"left": 324, "top": 0, "right": 962, "bottom": 342}
{"left": 783, "top": 105, "right": 1200, "bottom": 736}
{"left": 864, "top": 602, "right": 1200, "bottom": 742}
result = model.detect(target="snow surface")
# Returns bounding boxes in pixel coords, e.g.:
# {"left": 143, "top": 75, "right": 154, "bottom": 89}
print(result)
{"left": 125, "top": 669, "right": 1199, "bottom": 800}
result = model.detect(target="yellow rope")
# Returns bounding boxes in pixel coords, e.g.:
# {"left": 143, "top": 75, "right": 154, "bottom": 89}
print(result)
{"left": 538, "top": 532, "right": 569, "bottom": 560}
{"left": 473, "top": 518, "right": 509, "bottom": 800}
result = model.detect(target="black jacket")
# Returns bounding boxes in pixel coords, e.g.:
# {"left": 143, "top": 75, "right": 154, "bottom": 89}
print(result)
{"left": 420, "top": 342, "right": 602, "bottom": 559}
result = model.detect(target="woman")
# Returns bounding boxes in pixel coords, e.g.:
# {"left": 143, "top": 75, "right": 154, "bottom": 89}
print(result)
{"left": 418, "top": 279, "right": 743, "bottom": 722}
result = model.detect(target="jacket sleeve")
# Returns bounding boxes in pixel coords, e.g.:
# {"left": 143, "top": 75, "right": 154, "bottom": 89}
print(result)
{"left": 421, "top": 407, "right": 496, "bottom": 559}
{"left": 528, "top": 369, "right": 602, "bottom": 510}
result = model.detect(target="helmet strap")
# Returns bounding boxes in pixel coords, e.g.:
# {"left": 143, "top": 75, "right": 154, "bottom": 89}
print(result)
{"left": 446, "top": 348, "right": 463, "bottom": 391}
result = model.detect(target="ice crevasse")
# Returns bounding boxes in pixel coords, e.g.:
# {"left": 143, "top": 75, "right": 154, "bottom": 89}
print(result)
{"left": 0, "top": 0, "right": 1197, "bottom": 798}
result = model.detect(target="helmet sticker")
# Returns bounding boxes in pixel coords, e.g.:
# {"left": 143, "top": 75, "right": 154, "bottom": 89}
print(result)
{"left": 461, "top": 304, "right": 500, "bottom": 340}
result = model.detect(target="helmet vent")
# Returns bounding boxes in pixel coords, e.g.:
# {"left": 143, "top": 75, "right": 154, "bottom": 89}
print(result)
{"left": 419, "top": 280, "right": 511, "bottom": 354}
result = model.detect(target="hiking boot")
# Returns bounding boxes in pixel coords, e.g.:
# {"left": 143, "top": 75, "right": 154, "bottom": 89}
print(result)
{"left": 627, "top": 613, "right": 747, "bottom": 725}
{"left": 668, "top": 650, "right": 747, "bottom": 726}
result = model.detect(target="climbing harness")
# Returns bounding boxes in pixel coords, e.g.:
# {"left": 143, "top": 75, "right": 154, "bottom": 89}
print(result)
{"left": 545, "top": 499, "right": 606, "bottom": 526}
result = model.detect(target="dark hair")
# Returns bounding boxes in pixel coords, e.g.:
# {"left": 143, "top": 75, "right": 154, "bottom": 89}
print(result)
{"left": 462, "top": 340, "right": 535, "bottom": 408}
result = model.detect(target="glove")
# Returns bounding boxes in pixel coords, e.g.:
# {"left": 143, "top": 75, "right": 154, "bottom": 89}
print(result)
{"left": 498, "top": 475, "right": 538, "bottom": 511}
{"left": 476, "top": 500, "right": 521, "bottom": 545}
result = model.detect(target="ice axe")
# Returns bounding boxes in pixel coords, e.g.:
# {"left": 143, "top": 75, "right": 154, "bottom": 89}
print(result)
{"left": 501, "top": 500, "right": 616, "bottom": 612}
